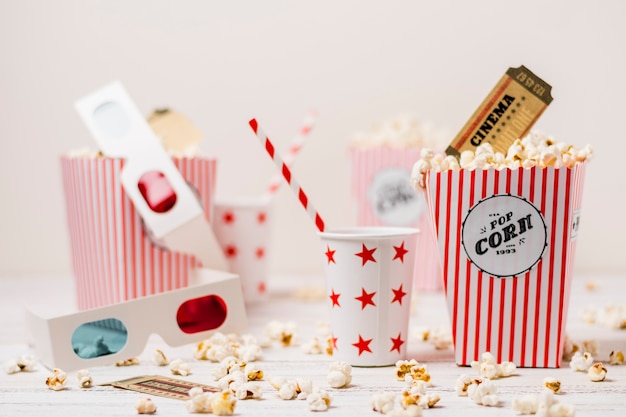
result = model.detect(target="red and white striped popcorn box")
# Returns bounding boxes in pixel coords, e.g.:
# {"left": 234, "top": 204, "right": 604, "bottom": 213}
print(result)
{"left": 319, "top": 227, "right": 419, "bottom": 367}
{"left": 60, "top": 155, "right": 217, "bottom": 310}
{"left": 424, "top": 163, "right": 587, "bottom": 367}
{"left": 350, "top": 147, "right": 443, "bottom": 292}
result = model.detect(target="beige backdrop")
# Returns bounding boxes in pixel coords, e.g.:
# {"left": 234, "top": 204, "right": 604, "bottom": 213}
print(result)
{"left": 1, "top": 0, "right": 624, "bottom": 277}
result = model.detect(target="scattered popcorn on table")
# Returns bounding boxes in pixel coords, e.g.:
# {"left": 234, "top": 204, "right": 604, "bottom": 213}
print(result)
{"left": 301, "top": 337, "right": 324, "bottom": 355}
{"left": 307, "top": 388, "right": 332, "bottom": 412}
{"left": 578, "top": 303, "right": 626, "bottom": 330}
{"left": 569, "top": 351, "right": 594, "bottom": 372}
{"left": 512, "top": 394, "right": 539, "bottom": 415}
{"left": 234, "top": 382, "right": 263, "bottom": 400}
{"left": 371, "top": 390, "right": 424, "bottom": 416}
{"left": 264, "top": 320, "right": 298, "bottom": 347}
{"left": 405, "top": 379, "right": 428, "bottom": 394}
{"left": 543, "top": 377, "right": 561, "bottom": 394}
{"left": 467, "top": 378, "right": 498, "bottom": 406}
{"left": 455, "top": 374, "right": 473, "bottom": 396}
{"left": 587, "top": 362, "right": 607, "bottom": 382}
{"left": 45, "top": 368, "right": 68, "bottom": 391}
{"left": 4, "top": 354, "right": 36, "bottom": 374}
{"left": 268, "top": 376, "right": 287, "bottom": 390}
{"left": 211, "top": 390, "right": 236, "bottom": 416}
{"left": 609, "top": 350, "right": 624, "bottom": 365}
{"left": 278, "top": 382, "right": 298, "bottom": 400}
{"left": 170, "top": 358, "right": 191, "bottom": 376}
{"left": 371, "top": 391, "right": 399, "bottom": 414}
{"left": 429, "top": 327, "right": 453, "bottom": 350}
{"left": 135, "top": 397, "right": 157, "bottom": 414}
{"left": 470, "top": 352, "right": 516, "bottom": 379}
{"left": 186, "top": 387, "right": 213, "bottom": 414}
{"left": 394, "top": 359, "right": 430, "bottom": 383}
{"left": 327, "top": 361, "right": 352, "bottom": 388}
{"left": 269, "top": 376, "right": 313, "bottom": 400}
{"left": 418, "top": 393, "right": 440, "bottom": 409}
{"left": 534, "top": 391, "right": 575, "bottom": 417}
{"left": 153, "top": 349, "right": 169, "bottom": 366}
{"left": 76, "top": 369, "right": 93, "bottom": 388}
{"left": 411, "top": 131, "right": 593, "bottom": 189}
{"left": 116, "top": 357, "right": 139, "bottom": 367}
{"left": 186, "top": 388, "right": 236, "bottom": 416}
{"left": 217, "top": 370, "right": 245, "bottom": 392}
{"left": 244, "top": 362, "right": 264, "bottom": 381}
{"left": 195, "top": 332, "right": 262, "bottom": 363}
{"left": 584, "top": 279, "right": 598, "bottom": 291}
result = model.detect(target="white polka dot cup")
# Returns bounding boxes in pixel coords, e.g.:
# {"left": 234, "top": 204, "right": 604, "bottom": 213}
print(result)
{"left": 212, "top": 196, "right": 273, "bottom": 304}
{"left": 319, "top": 227, "right": 419, "bottom": 366}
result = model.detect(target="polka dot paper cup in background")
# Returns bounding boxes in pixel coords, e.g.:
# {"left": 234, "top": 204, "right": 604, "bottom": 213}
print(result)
{"left": 319, "top": 227, "right": 419, "bottom": 367}
{"left": 424, "top": 164, "right": 588, "bottom": 368}
{"left": 212, "top": 196, "right": 274, "bottom": 304}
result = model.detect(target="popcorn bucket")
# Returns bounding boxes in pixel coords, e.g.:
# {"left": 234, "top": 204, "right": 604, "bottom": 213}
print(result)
{"left": 350, "top": 147, "right": 442, "bottom": 292}
{"left": 60, "top": 155, "right": 217, "bottom": 310}
{"left": 424, "top": 164, "right": 587, "bottom": 367}
{"left": 212, "top": 196, "right": 274, "bottom": 304}
{"left": 319, "top": 227, "right": 419, "bottom": 366}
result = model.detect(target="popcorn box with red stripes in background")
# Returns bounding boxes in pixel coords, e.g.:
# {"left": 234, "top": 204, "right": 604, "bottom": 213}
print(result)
{"left": 424, "top": 163, "right": 587, "bottom": 367}
{"left": 60, "top": 154, "right": 218, "bottom": 310}
{"left": 349, "top": 115, "right": 451, "bottom": 292}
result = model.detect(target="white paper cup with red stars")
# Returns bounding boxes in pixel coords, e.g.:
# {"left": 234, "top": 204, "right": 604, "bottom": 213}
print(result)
{"left": 212, "top": 196, "right": 274, "bottom": 304}
{"left": 319, "top": 227, "right": 419, "bottom": 366}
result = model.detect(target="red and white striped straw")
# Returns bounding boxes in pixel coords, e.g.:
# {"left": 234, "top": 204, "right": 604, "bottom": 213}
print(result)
{"left": 249, "top": 118, "right": 326, "bottom": 233}
{"left": 265, "top": 110, "right": 317, "bottom": 195}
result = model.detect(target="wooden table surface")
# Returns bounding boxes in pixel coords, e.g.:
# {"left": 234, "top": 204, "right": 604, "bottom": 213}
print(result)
{"left": 1, "top": 273, "right": 625, "bottom": 416}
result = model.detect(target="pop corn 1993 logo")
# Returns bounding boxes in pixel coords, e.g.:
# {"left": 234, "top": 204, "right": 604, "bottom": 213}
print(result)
{"left": 461, "top": 194, "right": 547, "bottom": 278}
{"left": 367, "top": 167, "right": 423, "bottom": 226}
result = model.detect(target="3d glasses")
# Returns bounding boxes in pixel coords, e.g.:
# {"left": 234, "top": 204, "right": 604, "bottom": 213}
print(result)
{"left": 27, "top": 269, "right": 246, "bottom": 371}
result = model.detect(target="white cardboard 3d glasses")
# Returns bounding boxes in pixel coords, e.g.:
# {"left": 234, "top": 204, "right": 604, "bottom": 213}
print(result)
{"left": 27, "top": 269, "right": 247, "bottom": 371}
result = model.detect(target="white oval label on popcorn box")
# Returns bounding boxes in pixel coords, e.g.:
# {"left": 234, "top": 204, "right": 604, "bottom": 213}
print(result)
{"left": 462, "top": 194, "right": 547, "bottom": 277}
{"left": 367, "top": 167, "right": 424, "bottom": 226}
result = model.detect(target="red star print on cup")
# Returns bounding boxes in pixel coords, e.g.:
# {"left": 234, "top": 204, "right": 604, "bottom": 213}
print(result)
{"left": 258, "top": 281, "right": 266, "bottom": 294}
{"left": 329, "top": 289, "right": 341, "bottom": 308}
{"left": 257, "top": 212, "right": 266, "bottom": 224}
{"left": 355, "top": 288, "right": 376, "bottom": 309}
{"left": 355, "top": 244, "right": 376, "bottom": 266}
{"left": 390, "top": 332, "right": 404, "bottom": 353}
{"left": 255, "top": 247, "right": 265, "bottom": 259}
{"left": 393, "top": 241, "right": 408, "bottom": 262}
{"left": 352, "top": 335, "right": 372, "bottom": 356}
{"left": 325, "top": 245, "right": 336, "bottom": 264}
{"left": 391, "top": 284, "right": 407, "bottom": 305}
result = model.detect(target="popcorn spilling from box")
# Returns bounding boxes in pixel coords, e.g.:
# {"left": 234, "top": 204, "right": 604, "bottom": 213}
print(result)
{"left": 412, "top": 131, "right": 593, "bottom": 189}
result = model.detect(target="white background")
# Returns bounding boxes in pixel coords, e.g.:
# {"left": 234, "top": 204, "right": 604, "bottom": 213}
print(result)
{"left": 1, "top": 0, "right": 624, "bottom": 277}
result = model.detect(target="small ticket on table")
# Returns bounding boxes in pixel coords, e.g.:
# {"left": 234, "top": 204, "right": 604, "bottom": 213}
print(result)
{"left": 446, "top": 65, "right": 553, "bottom": 157}
{"left": 103, "top": 375, "right": 218, "bottom": 400}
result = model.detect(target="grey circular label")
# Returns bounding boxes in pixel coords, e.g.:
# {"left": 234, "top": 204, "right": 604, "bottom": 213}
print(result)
{"left": 367, "top": 167, "right": 423, "bottom": 226}
{"left": 462, "top": 194, "right": 547, "bottom": 278}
